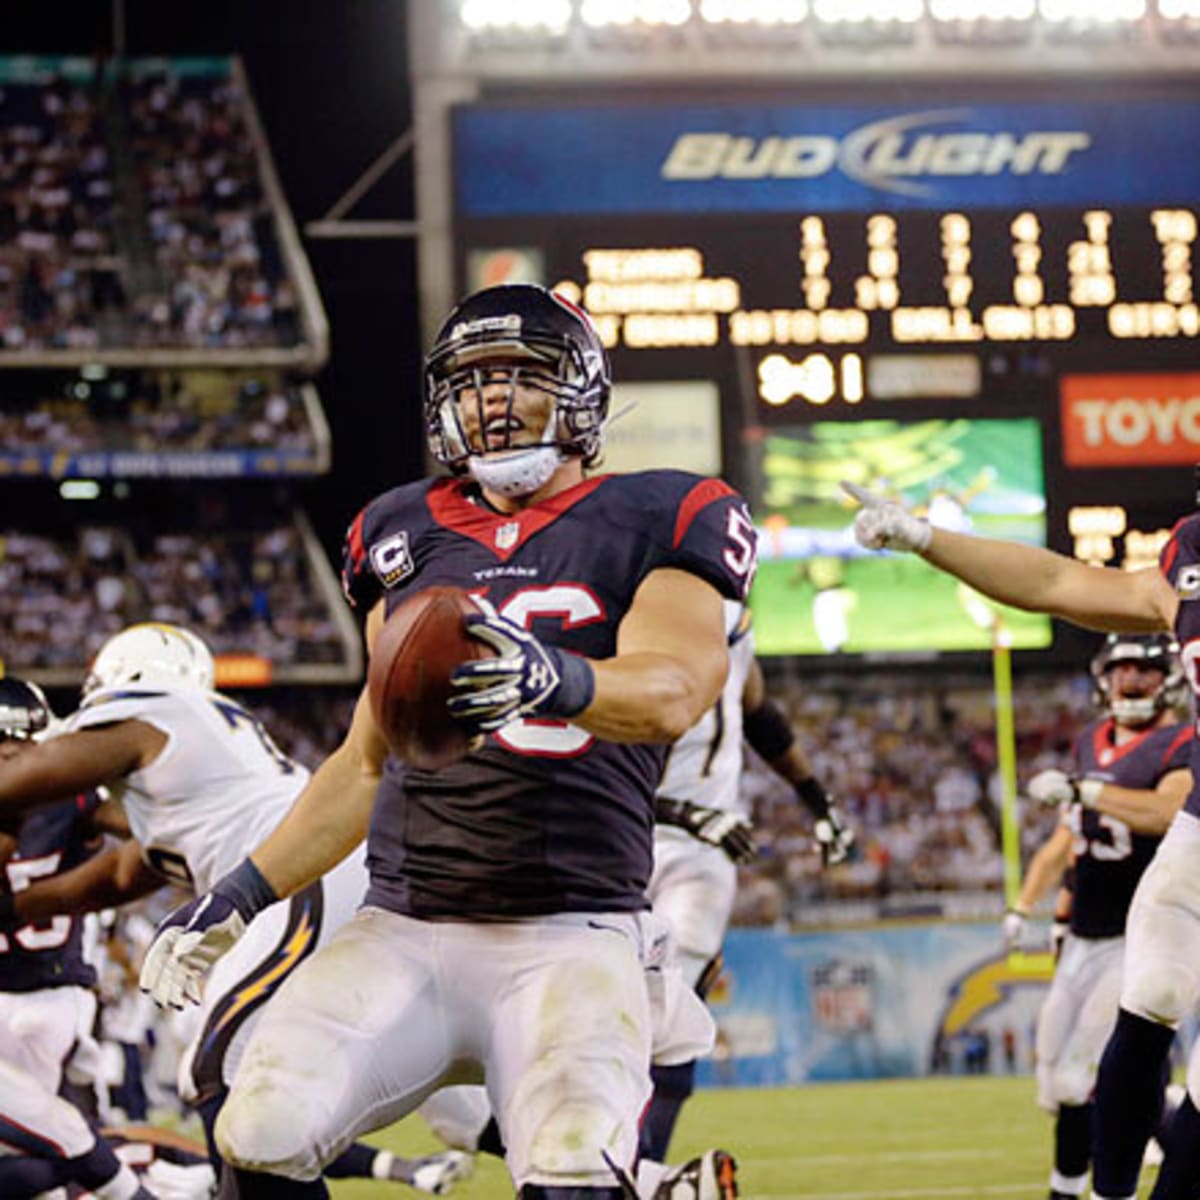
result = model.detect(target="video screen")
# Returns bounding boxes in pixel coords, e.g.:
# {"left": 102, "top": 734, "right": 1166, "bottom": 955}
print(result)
{"left": 748, "top": 418, "right": 1051, "bottom": 656}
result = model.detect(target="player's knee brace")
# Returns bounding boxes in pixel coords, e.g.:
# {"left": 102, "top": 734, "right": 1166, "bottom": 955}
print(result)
{"left": 1121, "top": 956, "right": 1197, "bottom": 1028}
{"left": 214, "top": 1088, "right": 324, "bottom": 1182}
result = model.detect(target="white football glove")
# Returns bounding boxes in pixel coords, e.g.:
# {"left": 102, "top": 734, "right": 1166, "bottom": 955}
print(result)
{"left": 139, "top": 893, "right": 248, "bottom": 1009}
{"left": 813, "top": 805, "right": 855, "bottom": 867}
{"left": 1027, "top": 769, "right": 1102, "bottom": 809}
{"left": 1027, "top": 768, "right": 1077, "bottom": 807}
{"left": 842, "top": 482, "right": 933, "bottom": 554}
{"left": 1002, "top": 908, "right": 1029, "bottom": 950}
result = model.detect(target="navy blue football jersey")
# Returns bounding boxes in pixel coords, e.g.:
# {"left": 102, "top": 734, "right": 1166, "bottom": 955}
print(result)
{"left": 1161, "top": 515, "right": 1200, "bottom": 821}
{"left": 342, "top": 470, "right": 757, "bottom": 918}
{"left": 1067, "top": 716, "right": 1190, "bottom": 938}
{"left": 0, "top": 795, "right": 102, "bottom": 992}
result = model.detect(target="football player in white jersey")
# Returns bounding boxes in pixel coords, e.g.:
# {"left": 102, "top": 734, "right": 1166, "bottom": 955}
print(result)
{"left": 638, "top": 600, "right": 852, "bottom": 1193}
{"left": 0, "top": 623, "right": 479, "bottom": 1198}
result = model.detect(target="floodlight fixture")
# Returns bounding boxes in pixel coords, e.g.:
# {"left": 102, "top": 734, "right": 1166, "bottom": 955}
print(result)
{"left": 813, "top": 0, "right": 923, "bottom": 21}
{"left": 929, "top": 0, "right": 1035, "bottom": 18}
{"left": 580, "top": 0, "right": 693, "bottom": 26}
{"left": 699, "top": 0, "right": 808, "bottom": 22}
{"left": 1039, "top": 0, "right": 1145, "bottom": 20}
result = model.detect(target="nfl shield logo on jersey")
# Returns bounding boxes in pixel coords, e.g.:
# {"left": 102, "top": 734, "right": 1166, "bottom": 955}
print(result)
{"left": 495, "top": 522, "right": 520, "bottom": 551}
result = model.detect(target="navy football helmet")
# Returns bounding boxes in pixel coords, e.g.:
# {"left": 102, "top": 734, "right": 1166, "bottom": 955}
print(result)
{"left": 0, "top": 677, "right": 51, "bottom": 741}
{"left": 1090, "top": 633, "right": 1186, "bottom": 726}
{"left": 424, "top": 284, "right": 611, "bottom": 493}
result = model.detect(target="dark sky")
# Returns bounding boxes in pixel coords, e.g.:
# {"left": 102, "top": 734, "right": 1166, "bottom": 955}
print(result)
{"left": 7, "top": 0, "right": 423, "bottom": 552}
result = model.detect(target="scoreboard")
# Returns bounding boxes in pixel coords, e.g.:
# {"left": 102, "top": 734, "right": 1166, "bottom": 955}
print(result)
{"left": 451, "top": 85, "right": 1200, "bottom": 661}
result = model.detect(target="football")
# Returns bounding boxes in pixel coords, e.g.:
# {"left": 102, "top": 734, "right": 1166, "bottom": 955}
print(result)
{"left": 367, "top": 586, "right": 489, "bottom": 769}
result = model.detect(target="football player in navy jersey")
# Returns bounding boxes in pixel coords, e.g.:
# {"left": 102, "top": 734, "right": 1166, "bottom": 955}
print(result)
{"left": 845, "top": 481, "right": 1200, "bottom": 1200}
{"left": 0, "top": 676, "right": 155, "bottom": 1200}
{"left": 1003, "top": 636, "right": 1191, "bottom": 1200}
{"left": 139, "top": 283, "right": 756, "bottom": 1200}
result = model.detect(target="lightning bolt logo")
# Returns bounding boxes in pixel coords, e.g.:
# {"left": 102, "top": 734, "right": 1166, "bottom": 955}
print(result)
{"left": 939, "top": 950, "right": 1054, "bottom": 1039}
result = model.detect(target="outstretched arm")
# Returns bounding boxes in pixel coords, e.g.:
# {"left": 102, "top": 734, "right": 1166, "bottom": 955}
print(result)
{"left": 924, "top": 530, "right": 1174, "bottom": 633}
{"left": 845, "top": 482, "right": 1177, "bottom": 633}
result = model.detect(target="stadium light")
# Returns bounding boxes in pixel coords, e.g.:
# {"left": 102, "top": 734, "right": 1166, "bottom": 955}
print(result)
{"left": 1039, "top": 0, "right": 1145, "bottom": 20}
{"left": 460, "top": 0, "right": 572, "bottom": 33}
{"left": 580, "top": 0, "right": 692, "bottom": 26}
{"left": 813, "top": 0, "right": 923, "bottom": 21}
{"left": 929, "top": 0, "right": 1035, "bottom": 18}
{"left": 699, "top": 0, "right": 808, "bottom": 22}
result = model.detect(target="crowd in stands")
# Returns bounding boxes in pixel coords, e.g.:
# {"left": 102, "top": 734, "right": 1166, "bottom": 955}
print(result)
{"left": 0, "top": 371, "right": 317, "bottom": 457}
{"left": 0, "top": 62, "right": 304, "bottom": 353}
{"left": 124, "top": 66, "right": 300, "bottom": 349}
{"left": 733, "top": 670, "right": 1090, "bottom": 925}
{"left": 0, "top": 73, "right": 123, "bottom": 351}
{"left": 0, "top": 512, "right": 347, "bottom": 675}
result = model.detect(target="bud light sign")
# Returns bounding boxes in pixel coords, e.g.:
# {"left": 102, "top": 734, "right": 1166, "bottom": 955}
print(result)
{"left": 455, "top": 98, "right": 1200, "bottom": 217}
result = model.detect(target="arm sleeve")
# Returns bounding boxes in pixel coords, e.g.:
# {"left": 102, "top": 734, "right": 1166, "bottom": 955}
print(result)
{"left": 655, "top": 475, "right": 758, "bottom": 602}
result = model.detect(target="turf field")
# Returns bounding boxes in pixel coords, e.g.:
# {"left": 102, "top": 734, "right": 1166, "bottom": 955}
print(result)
{"left": 330, "top": 1074, "right": 1162, "bottom": 1199}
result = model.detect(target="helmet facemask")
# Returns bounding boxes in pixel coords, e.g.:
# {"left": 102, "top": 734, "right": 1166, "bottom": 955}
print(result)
{"left": 425, "top": 288, "right": 611, "bottom": 498}
{"left": 0, "top": 678, "right": 52, "bottom": 743}
{"left": 1090, "top": 634, "right": 1186, "bottom": 728}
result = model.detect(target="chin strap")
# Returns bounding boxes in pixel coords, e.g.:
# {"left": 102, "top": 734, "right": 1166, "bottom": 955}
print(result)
{"left": 468, "top": 446, "right": 563, "bottom": 498}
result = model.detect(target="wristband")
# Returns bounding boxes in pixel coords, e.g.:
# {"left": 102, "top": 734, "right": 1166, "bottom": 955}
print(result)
{"left": 655, "top": 796, "right": 695, "bottom": 829}
{"left": 795, "top": 776, "right": 831, "bottom": 819}
{"left": 552, "top": 650, "right": 595, "bottom": 718}
{"left": 1078, "top": 779, "right": 1103, "bottom": 809}
{"left": 213, "top": 857, "right": 279, "bottom": 922}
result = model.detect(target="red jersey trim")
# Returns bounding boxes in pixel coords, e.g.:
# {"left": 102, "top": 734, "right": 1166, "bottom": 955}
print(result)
{"left": 1092, "top": 718, "right": 1181, "bottom": 766}
{"left": 1091, "top": 718, "right": 1151, "bottom": 765}
{"left": 426, "top": 475, "right": 607, "bottom": 562}
{"left": 346, "top": 508, "right": 367, "bottom": 571}
{"left": 673, "top": 478, "right": 735, "bottom": 550}
{"left": 1161, "top": 725, "right": 1192, "bottom": 769}
{"left": 1161, "top": 516, "right": 1189, "bottom": 577}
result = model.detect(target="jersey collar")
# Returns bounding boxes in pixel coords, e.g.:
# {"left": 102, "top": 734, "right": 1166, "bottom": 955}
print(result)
{"left": 426, "top": 475, "right": 608, "bottom": 561}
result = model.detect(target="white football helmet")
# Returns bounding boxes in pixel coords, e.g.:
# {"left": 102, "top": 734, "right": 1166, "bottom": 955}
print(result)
{"left": 83, "top": 623, "right": 215, "bottom": 698}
